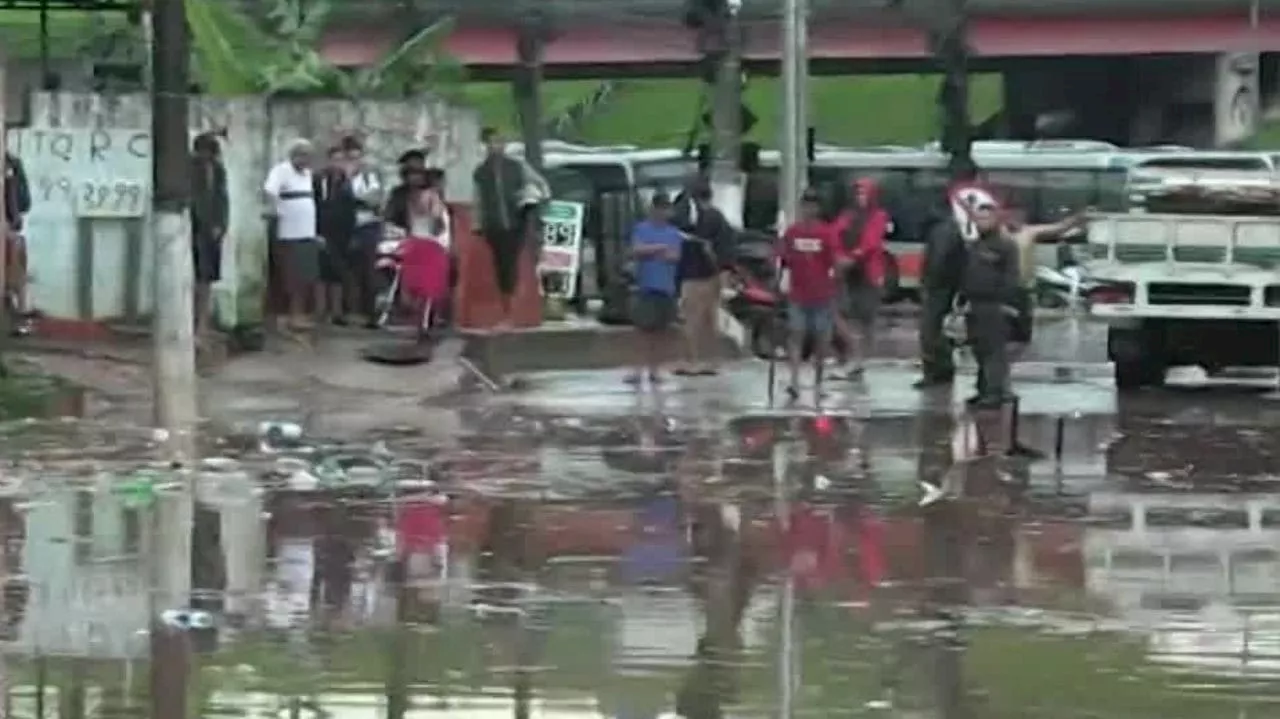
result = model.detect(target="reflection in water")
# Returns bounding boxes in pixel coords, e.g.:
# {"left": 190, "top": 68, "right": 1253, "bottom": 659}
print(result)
{"left": 4, "top": 393, "right": 1280, "bottom": 716}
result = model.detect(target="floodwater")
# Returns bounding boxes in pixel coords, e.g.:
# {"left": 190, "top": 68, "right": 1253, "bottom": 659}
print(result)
{"left": 3, "top": 373, "right": 1280, "bottom": 718}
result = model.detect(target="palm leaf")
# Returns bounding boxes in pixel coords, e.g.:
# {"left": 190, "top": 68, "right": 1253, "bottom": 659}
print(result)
{"left": 359, "top": 16, "right": 457, "bottom": 92}
{"left": 545, "top": 81, "right": 626, "bottom": 141}
{"left": 185, "top": 0, "right": 277, "bottom": 94}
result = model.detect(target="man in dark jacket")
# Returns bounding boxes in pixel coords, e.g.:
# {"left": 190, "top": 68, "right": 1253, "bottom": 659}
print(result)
{"left": 913, "top": 207, "right": 965, "bottom": 388}
{"left": 673, "top": 177, "right": 733, "bottom": 375}
{"left": 5, "top": 152, "right": 32, "bottom": 335}
{"left": 315, "top": 145, "right": 357, "bottom": 324}
{"left": 190, "top": 133, "right": 228, "bottom": 340}
{"left": 472, "top": 127, "right": 528, "bottom": 328}
{"left": 961, "top": 202, "right": 1021, "bottom": 409}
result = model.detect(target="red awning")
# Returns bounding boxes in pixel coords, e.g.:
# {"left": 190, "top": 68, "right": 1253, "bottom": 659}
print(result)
{"left": 324, "top": 13, "right": 1280, "bottom": 67}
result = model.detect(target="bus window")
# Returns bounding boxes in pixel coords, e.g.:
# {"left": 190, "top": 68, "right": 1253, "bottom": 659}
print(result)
{"left": 1095, "top": 169, "right": 1128, "bottom": 212}
{"left": 1038, "top": 170, "right": 1096, "bottom": 221}
{"left": 543, "top": 167, "right": 594, "bottom": 206}
{"left": 914, "top": 168, "right": 948, "bottom": 197}
{"left": 634, "top": 160, "right": 695, "bottom": 200}
{"left": 984, "top": 170, "right": 1039, "bottom": 215}
{"left": 560, "top": 162, "right": 631, "bottom": 193}
{"left": 1137, "top": 156, "right": 1270, "bottom": 171}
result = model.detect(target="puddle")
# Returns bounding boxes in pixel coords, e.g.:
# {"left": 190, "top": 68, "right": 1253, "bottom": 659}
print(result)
{"left": 3, "top": 388, "right": 1280, "bottom": 717}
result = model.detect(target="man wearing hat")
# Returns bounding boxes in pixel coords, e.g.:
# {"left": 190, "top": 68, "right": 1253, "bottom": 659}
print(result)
{"left": 960, "top": 201, "right": 1020, "bottom": 409}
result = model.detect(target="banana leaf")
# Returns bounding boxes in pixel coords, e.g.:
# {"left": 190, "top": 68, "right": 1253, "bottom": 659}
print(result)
{"left": 351, "top": 16, "right": 459, "bottom": 96}
{"left": 185, "top": 0, "right": 277, "bottom": 94}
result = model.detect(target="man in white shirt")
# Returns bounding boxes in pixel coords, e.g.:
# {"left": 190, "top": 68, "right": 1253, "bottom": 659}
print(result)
{"left": 263, "top": 139, "right": 319, "bottom": 334}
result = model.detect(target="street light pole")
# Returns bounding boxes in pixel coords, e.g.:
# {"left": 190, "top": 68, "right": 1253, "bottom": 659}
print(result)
{"left": 149, "top": 0, "right": 197, "bottom": 716}
{"left": 779, "top": 0, "right": 800, "bottom": 227}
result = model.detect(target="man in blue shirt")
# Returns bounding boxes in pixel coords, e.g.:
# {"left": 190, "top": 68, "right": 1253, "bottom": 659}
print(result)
{"left": 628, "top": 193, "right": 683, "bottom": 384}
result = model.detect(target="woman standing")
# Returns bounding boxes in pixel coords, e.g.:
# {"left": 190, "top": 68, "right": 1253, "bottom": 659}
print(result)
{"left": 833, "top": 178, "right": 889, "bottom": 379}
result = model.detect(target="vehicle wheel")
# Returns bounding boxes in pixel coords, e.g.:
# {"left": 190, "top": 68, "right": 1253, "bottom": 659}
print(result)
{"left": 1109, "top": 325, "right": 1165, "bottom": 390}
{"left": 1115, "top": 360, "right": 1147, "bottom": 390}
{"left": 1114, "top": 354, "right": 1167, "bottom": 390}
{"left": 880, "top": 252, "right": 901, "bottom": 303}
{"left": 1035, "top": 285, "right": 1068, "bottom": 310}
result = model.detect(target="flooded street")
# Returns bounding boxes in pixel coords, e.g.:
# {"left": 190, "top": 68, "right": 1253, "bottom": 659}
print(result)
{"left": 4, "top": 329, "right": 1280, "bottom": 718}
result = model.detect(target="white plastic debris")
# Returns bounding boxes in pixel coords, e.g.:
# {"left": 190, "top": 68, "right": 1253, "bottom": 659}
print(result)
{"left": 287, "top": 470, "right": 320, "bottom": 492}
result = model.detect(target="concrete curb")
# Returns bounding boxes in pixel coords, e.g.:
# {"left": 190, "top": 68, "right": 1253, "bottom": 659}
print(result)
{"left": 862, "top": 358, "right": 1115, "bottom": 381}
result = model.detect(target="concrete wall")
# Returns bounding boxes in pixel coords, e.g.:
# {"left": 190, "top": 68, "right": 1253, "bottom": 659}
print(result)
{"left": 5, "top": 92, "right": 482, "bottom": 328}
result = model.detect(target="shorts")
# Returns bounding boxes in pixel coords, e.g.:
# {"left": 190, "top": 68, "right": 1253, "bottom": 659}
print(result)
{"left": 271, "top": 238, "right": 321, "bottom": 290}
{"left": 631, "top": 290, "right": 677, "bottom": 332}
{"left": 192, "top": 233, "right": 222, "bottom": 283}
{"left": 320, "top": 234, "right": 353, "bottom": 285}
{"left": 787, "top": 302, "right": 834, "bottom": 338}
{"left": 1010, "top": 288, "right": 1033, "bottom": 344}
{"left": 841, "top": 282, "right": 882, "bottom": 327}
{"left": 4, "top": 231, "right": 26, "bottom": 287}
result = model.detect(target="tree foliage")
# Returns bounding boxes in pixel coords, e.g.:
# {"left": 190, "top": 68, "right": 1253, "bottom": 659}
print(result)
{"left": 185, "top": 0, "right": 466, "bottom": 99}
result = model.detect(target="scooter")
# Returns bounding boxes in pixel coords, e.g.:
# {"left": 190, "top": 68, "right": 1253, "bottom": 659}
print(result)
{"left": 371, "top": 230, "right": 434, "bottom": 340}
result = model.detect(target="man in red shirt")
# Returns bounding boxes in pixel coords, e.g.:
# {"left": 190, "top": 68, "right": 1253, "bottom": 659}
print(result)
{"left": 777, "top": 189, "right": 847, "bottom": 401}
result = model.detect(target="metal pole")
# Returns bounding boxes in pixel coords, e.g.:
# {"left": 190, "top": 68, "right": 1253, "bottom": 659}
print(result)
{"left": 150, "top": 0, "right": 197, "bottom": 716}
{"left": 796, "top": 0, "right": 810, "bottom": 193}
{"left": 0, "top": 50, "right": 8, "bottom": 339}
{"left": 779, "top": 0, "right": 800, "bottom": 228}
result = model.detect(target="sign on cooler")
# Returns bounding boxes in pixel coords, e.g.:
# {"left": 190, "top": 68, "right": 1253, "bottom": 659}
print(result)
{"left": 538, "top": 200, "right": 585, "bottom": 298}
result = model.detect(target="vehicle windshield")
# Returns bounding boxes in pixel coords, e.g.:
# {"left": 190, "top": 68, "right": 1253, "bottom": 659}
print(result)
{"left": 1127, "top": 168, "right": 1280, "bottom": 216}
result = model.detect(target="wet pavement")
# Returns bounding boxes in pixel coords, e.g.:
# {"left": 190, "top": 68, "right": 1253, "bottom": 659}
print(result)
{"left": 6, "top": 319, "right": 1280, "bottom": 718}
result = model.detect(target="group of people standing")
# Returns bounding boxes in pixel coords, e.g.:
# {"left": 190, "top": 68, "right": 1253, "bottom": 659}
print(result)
{"left": 261, "top": 137, "right": 450, "bottom": 341}
{"left": 626, "top": 176, "right": 890, "bottom": 389}
{"left": 915, "top": 189, "right": 1083, "bottom": 410}
{"left": 190, "top": 132, "right": 454, "bottom": 344}
{"left": 626, "top": 170, "right": 1085, "bottom": 411}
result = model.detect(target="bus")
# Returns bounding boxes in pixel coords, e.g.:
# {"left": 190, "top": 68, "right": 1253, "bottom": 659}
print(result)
{"left": 750, "top": 142, "right": 1147, "bottom": 295}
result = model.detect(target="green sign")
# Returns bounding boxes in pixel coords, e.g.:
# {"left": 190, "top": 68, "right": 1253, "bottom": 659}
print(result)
{"left": 539, "top": 200, "right": 586, "bottom": 298}
{"left": 113, "top": 470, "right": 162, "bottom": 508}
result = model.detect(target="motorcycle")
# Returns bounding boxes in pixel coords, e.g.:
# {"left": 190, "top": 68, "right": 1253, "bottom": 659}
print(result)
{"left": 371, "top": 229, "right": 435, "bottom": 339}
{"left": 722, "top": 235, "right": 849, "bottom": 362}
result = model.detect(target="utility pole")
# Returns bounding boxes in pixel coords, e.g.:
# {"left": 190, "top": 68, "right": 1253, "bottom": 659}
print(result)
{"left": 514, "top": 11, "right": 546, "bottom": 172}
{"left": 149, "top": 0, "right": 197, "bottom": 717}
{"left": 709, "top": 0, "right": 744, "bottom": 226}
{"left": 0, "top": 50, "right": 9, "bottom": 345}
{"left": 934, "top": 0, "right": 973, "bottom": 179}
{"left": 779, "top": 0, "right": 809, "bottom": 226}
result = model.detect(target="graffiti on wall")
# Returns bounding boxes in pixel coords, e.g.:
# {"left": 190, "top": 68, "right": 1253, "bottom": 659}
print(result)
{"left": 5, "top": 128, "right": 151, "bottom": 218}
